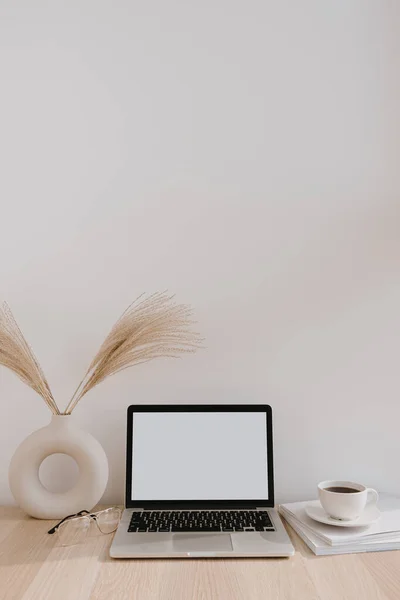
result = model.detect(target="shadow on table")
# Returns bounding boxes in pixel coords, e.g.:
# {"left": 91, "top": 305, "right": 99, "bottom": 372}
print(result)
{"left": 0, "top": 510, "right": 324, "bottom": 566}
{"left": 0, "top": 516, "right": 112, "bottom": 566}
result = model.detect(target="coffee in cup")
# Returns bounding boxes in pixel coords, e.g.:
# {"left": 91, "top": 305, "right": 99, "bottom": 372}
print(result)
{"left": 318, "top": 480, "right": 379, "bottom": 521}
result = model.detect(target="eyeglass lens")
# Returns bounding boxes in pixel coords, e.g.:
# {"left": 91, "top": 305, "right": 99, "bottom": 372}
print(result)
{"left": 58, "top": 516, "right": 91, "bottom": 546}
{"left": 96, "top": 508, "right": 121, "bottom": 534}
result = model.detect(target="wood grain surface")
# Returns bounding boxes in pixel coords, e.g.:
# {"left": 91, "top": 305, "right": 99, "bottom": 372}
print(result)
{"left": 0, "top": 507, "right": 399, "bottom": 600}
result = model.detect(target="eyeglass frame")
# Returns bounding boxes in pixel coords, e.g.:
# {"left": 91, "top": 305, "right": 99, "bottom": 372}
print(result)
{"left": 48, "top": 507, "right": 121, "bottom": 535}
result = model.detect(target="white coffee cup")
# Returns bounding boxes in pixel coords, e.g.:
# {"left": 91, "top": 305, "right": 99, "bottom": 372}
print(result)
{"left": 318, "top": 480, "right": 379, "bottom": 521}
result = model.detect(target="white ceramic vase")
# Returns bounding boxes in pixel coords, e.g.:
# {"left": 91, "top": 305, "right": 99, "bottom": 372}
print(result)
{"left": 9, "top": 415, "right": 109, "bottom": 519}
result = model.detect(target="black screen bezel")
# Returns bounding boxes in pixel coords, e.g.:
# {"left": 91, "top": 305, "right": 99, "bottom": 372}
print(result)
{"left": 125, "top": 404, "right": 274, "bottom": 509}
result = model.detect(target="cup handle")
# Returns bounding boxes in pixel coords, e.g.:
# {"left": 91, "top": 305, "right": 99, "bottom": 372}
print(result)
{"left": 366, "top": 488, "right": 379, "bottom": 506}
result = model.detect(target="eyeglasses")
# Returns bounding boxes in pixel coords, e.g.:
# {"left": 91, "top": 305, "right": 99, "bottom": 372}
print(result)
{"left": 48, "top": 507, "right": 121, "bottom": 546}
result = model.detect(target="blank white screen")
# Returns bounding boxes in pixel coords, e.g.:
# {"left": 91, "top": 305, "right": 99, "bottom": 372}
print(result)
{"left": 131, "top": 412, "right": 269, "bottom": 500}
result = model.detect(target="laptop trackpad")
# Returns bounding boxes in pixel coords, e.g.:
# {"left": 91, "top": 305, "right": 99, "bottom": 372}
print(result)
{"left": 172, "top": 533, "right": 233, "bottom": 553}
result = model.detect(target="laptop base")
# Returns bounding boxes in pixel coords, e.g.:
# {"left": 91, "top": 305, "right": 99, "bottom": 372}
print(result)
{"left": 110, "top": 508, "right": 294, "bottom": 558}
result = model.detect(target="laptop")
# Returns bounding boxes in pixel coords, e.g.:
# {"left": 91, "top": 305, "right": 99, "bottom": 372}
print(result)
{"left": 110, "top": 404, "right": 294, "bottom": 558}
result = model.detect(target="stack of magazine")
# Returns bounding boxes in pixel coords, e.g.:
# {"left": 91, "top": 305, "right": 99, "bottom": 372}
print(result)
{"left": 279, "top": 494, "right": 400, "bottom": 555}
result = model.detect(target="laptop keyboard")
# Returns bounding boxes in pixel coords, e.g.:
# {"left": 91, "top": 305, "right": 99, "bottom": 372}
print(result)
{"left": 128, "top": 510, "right": 274, "bottom": 533}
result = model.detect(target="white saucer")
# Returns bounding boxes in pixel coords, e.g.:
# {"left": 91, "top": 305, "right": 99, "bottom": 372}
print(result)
{"left": 305, "top": 501, "right": 381, "bottom": 527}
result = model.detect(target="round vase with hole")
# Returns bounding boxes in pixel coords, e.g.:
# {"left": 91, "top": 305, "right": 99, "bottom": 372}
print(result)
{"left": 9, "top": 415, "right": 109, "bottom": 520}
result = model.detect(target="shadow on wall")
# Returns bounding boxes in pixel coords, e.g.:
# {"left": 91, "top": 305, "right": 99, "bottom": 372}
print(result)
{"left": 89, "top": 411, "right": 127, "bottom": 505}
{"left": 258, "top": 197, "right": 400, "bottom": 348}
{"left": 73, "top": 198, "right": 400, "bottom": 506}
{"left": 5, "top": 198, "right": 398, "bottom": 506}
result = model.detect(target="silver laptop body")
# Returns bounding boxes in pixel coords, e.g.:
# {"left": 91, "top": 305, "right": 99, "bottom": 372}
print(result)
{"left": 110, "top": 404, "right": 294, "bottom": 558}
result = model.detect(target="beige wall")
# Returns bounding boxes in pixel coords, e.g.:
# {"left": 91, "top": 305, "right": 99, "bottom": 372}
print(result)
{"left": 0, "top": 0, "right": 399, "bottom": 504}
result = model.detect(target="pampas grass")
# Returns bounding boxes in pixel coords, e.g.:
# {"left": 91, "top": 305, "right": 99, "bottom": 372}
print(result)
{"left": 64, "top": 293, "right": 202, "bottom": 414}
{"left": 0, "top": 294, "right": 202, "bottom": 415}
{"left": 0, "top": 302, "right": 60, "bottom": 414}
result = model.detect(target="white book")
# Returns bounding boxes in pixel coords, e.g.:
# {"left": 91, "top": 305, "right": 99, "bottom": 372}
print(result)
{"left": 279, "top": 493, "right": 400, "bottom": 554}
{"left": 281, "top": 512, "right": 400, "bottom": 556}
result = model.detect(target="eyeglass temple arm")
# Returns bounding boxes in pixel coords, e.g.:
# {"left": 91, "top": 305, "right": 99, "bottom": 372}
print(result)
{"left": 47, "top": 510, "right": 90, "bottom": 534}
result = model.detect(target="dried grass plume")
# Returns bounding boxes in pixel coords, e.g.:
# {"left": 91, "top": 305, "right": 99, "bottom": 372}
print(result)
{"left": 64, "top": 293, "right": 202, "bottom": 414}
{"left": 0, "top": 302, "right": 60, "bottom": 414}
{"left": 0, "top": 293, "right": 202, "bottom": 415}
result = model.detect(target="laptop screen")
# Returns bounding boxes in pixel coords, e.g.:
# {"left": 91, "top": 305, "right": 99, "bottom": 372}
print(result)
{"left": 129, "top": 409, "right": 270, "bottom": 502}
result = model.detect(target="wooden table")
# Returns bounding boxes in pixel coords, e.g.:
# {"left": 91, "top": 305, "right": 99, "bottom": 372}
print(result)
{"left": 1, "top": 507, "right": 400, "bottom": 600}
